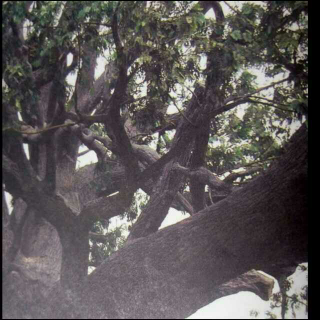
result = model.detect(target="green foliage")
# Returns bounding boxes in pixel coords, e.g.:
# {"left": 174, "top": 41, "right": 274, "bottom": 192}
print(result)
{"left": 206, "top": 103, "right": 287, "bottom": 177}
{"left": 250, "top": 265, "right": 308, "bottom": 319}
{"left": 90, "top": 223, "right": 126, "bottom": 267}
{"left": 1, "top": 6, "right": 308, "bottom": 315}
{"left": 3, "top": 1, "right": 307, "bottom": 135}
{"left": 89, "top": 190, "right": 147, "bottom": 268}
{"left": 3, "top": 0, "right": 307, "bottom": 270}
{"left": 90, "top": 123, "right": 108, "bottom": 137}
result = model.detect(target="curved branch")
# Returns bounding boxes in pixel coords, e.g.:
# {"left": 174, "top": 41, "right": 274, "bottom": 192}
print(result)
{"left": 81, "top": 192, "right": 133, "bottom": 224}
{"left": 173, "top": 164, "right": 233, "bottom": 195}
{"left": 74, "top": 125, "right": 307, "bottom": 319}
{"left": 215, "top": 269, "right": 274, "bottom": 302}
{"left": 223, "top": 167, "right": 263, "bottom": 184}
{"left": 224, "top": 77, "right": 291, "bottom": 105}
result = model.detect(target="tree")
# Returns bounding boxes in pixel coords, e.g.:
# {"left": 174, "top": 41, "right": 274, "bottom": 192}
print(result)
{"left": 2, "top": 1, "right": 308, "bottom": 319}
{"left": 250, "top": 264, "right": 308, "bottom": 319}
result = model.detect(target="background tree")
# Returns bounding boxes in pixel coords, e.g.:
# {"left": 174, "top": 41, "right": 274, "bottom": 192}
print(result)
{"left": 3, "top": 1, "right": 308, "bottom": 319}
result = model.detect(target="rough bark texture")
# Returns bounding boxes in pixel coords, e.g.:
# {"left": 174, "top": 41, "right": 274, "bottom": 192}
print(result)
{"left": 45, "top": 124, "right": 306, "bottom": 319}
{"left": 2, "top": 2, "right": 307, "bottom": 319}
{"left": 2, "top": 123, "right": 307, "bottom": 319}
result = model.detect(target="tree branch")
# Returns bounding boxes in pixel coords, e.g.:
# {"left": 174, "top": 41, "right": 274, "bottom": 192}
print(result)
{"left": 74, "top": 124, "right": 307, "bottom": 319}
{"left": 223, "top": 167, "right": 263, "bottom": 184}
{"left": 81, "top": 192, "right": 133, "bottom": 223}
{"left": 224, "top": 77, "right": 291, "bottom": 105}
{"left": 173, "top": 164, "right": 233, "bottom": 195}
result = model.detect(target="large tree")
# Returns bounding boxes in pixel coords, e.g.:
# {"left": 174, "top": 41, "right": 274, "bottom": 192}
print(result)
{"left": 2, "top": 1, "right": 308, "bottom": 319}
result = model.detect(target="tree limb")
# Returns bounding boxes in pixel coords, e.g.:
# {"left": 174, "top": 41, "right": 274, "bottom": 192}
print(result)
{"left": 73, "top": 124, "right": 307, "bottom": 319}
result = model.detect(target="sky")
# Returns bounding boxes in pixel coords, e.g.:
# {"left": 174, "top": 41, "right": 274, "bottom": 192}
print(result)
{"left": 160, "top": 210, "right": 308, "bottom": 319}
{"left": 4, "top": 2, "right": 308, "bottom": 318}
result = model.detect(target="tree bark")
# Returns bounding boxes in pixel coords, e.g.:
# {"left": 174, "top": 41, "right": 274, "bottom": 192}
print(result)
{"left": 66, "top": 124, "right": 307, "bottom": 319}
{"left": 2, "top": 2, "right": 308, "bottom": 318}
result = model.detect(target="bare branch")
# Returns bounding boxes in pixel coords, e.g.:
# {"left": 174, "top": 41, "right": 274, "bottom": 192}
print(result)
{"left": 223, "top": 167, "right": 263, "bottom": 184}
{"left": 173, "top": 164, "right": 233, "bottom": 194}
{"left": 247, "top": 98, "right": 296, "bottom": 113}
{"left": 81, "top": 192, "right": 133, "bottom": 223}
{"left": 168, "top": 93, "right": 197, "bottom": 127}
{"left": 224, "top": 77, "right": 291, "bottom": 105}
{"left": 78, "top": 149, "right": 91, "bottom": 157}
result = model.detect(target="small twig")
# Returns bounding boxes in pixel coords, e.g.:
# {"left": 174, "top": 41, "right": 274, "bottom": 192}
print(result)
{"left": 78, "top": 149, "right": 91, "bottom": 157}
{"left": 247, "top": 98, "right": 296, "bottom": 113}
{"left": 183, "top": 84, "right": 202, "bottom": 108}
{"left": 82, "top": 21, "right": 112, "bottom": 28}
{"left": 111, "top": 2, "right": 124, "bottom": 57}
{"left": 225, "top": 77, "right": 291, "bottom": 106}
{"left": 222, "top": 1, "right": 255, "bottom": 26}
{"left": 3, "top": 122, "right": 77, "bottom": 135}
{"left": 217, "top": 157, "right": 277, "bottom": 176}
{"left": 66, "top": 154, "right": 76, "bottom": 163}
{"left": 130, "top": 132, "right": 153, "bottom": 140}
{"left": 222, "top": 1, "right": 241, "bottom": 15}
{"left": 74, "top": 32, "right": 82, "bottom": 119}
{"left": 123, "top": 95, "right": 147, "bottom": 105}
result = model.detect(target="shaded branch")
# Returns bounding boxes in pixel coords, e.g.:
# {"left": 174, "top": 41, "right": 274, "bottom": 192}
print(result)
{"left": 224, "top": 77, "right": 291, "bottom": 105}
{"left": 89, "top": 232, "right": 109, "bottom": 243}
{"left": 3, "top": 122, "right": 78, "bottom": 136}
{"left": 81, "top": 192, "right": 133, "bottom": 223}
{"left": 3, "top": 154, "right": 78, "bottom": 226}
{"left": 173, "top": 164, "right": 233, "bottom": 195}
{"left": 111, "top": 3, "right": 124, "bottom": 60}
{"left": 247, "top": 98, "right": 296, "bottom": 113}
{"left": 78, "top": 148, "right": 91, "bottom": 157}
{"left": 215, "top": 269, "right": 274, "bottom": 302}
{"left": 74, "top": 125, "right": 307, "bottom": 319}
{"left": 223, "top": 167, "right": 263, "bottom": 184}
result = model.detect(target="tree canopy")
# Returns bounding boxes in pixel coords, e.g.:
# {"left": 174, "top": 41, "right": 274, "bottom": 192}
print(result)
{"left": 3, "top": 1, "right": 308, "bottom": 319}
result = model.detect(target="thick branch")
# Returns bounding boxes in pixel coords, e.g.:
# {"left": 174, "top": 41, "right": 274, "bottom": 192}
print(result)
{"left": 189, "top": 119, "right": 211, "bottom": 212}
{"left": 173, "top": 164, "right": 233, "bottom": 195}
{"left": 3, "top": 153, "right": 78, "bottom": 228}
{"left": 214, "top": 270, "right": 274, "bottom": 302}
{"left": 74, "top": 124, "right": 307, "bottom": 319}
{"left": 224, "top": 167, "right": 263, "bottom": 184}
{"left": 81, "top": 192, "right": 133, "bottom": 223}
{"left": 74, "top": 141, "right": 195, "bottom": 215}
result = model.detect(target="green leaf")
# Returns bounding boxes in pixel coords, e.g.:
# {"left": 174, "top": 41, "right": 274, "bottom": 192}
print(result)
{"left": 186, "top": 16, "right": 193, "bottom": 24}
{"left": 192, "top": 3, "right": 203, "bottom": 11}
{"left": 78, "top": 10, "right": 86, "bottom": 19}
{"left": 196, "top": 13, "right": 206, "bottom": 24}
{"left": 209, "top": 136, "right": 217, "bottom": 144}
{"left": 231, "top": 30, "right": 242, "bottom": 41}
{"left": 141, "top": 54, "right": 152, "bottom": 63}
{"left": 242, "top": 4, "right": 252, "bottom": 15}
{"left": 243, "top": 31, "right": 253, "bottom": 42}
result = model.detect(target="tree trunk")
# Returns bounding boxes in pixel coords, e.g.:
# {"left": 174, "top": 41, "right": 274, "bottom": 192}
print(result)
{"left": 2, "top": 2, "right": 308, "bottom": 318}
{"left": 44, "top": 124, "right": 306, "bottom": 319}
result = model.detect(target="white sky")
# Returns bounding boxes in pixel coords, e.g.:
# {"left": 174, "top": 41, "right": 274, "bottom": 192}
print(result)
{"left": 187, "top": 265, "right": 308, "bottom": 319}
{"left": 159, "top": 209, "right": 308, "bottom": 319}
{"left": 4, "top": 2, "right": 307, "bottom": 318}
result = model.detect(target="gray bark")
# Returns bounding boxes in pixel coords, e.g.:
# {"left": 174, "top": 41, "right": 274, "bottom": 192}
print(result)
{"left": 50, "top": 124, "right": 306, "bottom": 319}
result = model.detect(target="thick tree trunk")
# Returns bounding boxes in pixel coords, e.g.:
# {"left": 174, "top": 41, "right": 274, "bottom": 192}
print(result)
{"left": 59, "top": 124, "right": 306, "bottom": 319}
{"left": 3, "top": 124, "right": 307, "bottom": 319}
{"left": 2, "top": 2, "right": 308, "bottom": 317}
